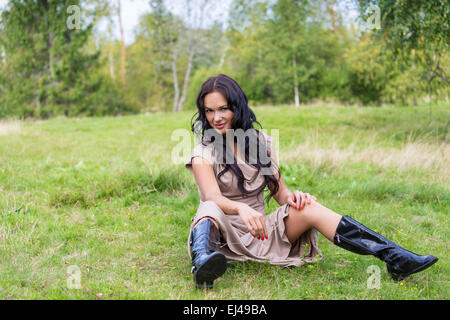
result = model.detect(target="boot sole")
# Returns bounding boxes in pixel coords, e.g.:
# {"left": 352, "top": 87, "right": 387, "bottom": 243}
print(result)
{"left": 390, "top": 256, "right": 438, "bottom": 281}
{"left": 194, "top": 252, "right": 227, "bottom": 289}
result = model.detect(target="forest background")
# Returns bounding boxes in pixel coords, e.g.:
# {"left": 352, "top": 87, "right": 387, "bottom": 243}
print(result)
{"left": 0, "top": 0, "right": 448, "bottom": 118}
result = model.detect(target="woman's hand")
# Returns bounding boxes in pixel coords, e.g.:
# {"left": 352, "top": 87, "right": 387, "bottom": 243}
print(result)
{"left": 287, "top": 190, "right": 317, "bottom": 211}
{"left": 237, "top": 204, "right": 268, "bottom": 240}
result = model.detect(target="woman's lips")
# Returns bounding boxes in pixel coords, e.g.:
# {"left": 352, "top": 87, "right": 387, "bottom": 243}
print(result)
{"left": 215, "top": 123, "right": 225, "bottom": 129}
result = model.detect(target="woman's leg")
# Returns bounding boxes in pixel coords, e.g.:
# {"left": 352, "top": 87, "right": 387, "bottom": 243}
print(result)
{"left": 196, "top": 217, "right": 219, "bottom": 230}
{"left": 284, "top": 200, "right": 342, "bottom": 243}
{"left": 283, "top": 200, "right": 438, "bottom": 280}
{"left": 190, "top": 215, "right": 226, "bottom": 289}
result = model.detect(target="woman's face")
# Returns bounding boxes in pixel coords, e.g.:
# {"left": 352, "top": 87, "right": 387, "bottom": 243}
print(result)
{"left": 204, "top": 91, "right": 234, "bottom": 135}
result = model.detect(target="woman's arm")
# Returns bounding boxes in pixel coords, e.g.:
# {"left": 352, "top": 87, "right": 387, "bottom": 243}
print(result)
{"left": 273, "top": 178, "right": 292, "bottom": 206}
{"left": 191, "top": 156, "right": 249, "bottom": 215}
{"left": 191, "top": 156, "right": 268, "bottom": 239}
{"left": 267, "top": 145, "right": 317, "bottom": 209}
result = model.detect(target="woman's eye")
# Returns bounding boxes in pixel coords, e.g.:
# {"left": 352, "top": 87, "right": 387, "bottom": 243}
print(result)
{"left": 205, "top": 107, "right": 228, "bottom": 113}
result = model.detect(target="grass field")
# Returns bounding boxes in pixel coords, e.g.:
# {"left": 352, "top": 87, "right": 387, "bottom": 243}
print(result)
{"left": 0, "top": 103, "right": 448, "bottom": 299}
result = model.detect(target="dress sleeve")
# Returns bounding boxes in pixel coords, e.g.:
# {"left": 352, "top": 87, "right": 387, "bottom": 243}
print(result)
{"left": 260, "top": 130, "right": 278, "bottom": 167}
{"left": 185, "top": 143, "right": 215, "bottom": 173}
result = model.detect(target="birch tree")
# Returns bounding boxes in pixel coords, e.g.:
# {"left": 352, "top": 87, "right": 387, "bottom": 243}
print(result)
{"left": 164, "top": 0, "right": 223, "bottom": 112}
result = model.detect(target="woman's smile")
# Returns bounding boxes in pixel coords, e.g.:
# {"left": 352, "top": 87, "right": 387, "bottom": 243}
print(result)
{"left": 204, "top": 91, "right": 234, "bottom": 133}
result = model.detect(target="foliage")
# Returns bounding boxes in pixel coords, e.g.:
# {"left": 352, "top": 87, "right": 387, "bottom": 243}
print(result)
{"left": 0, "top": 0, "right": 448, "bottom": 118}
{"left": 0, "top": 0, "right": 135, "bottom": 118}
{"left": 357, "top": 0, "right": 449, "bottom": 102}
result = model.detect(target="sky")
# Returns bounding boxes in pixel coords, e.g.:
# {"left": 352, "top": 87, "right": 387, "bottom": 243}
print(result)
{"left": 97, "top": 0, "right": 158, "bottom": 45}
{"left": 0, "top": 0, "right": 360, "bottom": 45}
{"left": 95, "top": 0, "right": 233, "bottom": 45}
{"left": 104, "top": 0, "right": 359, "bottom": 45}
{"left": 0, "top": 0, "right": 232, "bottom": 46}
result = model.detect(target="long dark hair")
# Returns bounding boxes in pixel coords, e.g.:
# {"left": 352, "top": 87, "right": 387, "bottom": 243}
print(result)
{"left": 190, "top": 74, "right": 281, "bottom": 206}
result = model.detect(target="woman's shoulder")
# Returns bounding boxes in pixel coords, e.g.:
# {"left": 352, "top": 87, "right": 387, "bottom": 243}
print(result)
{"left": 192, "top": 139, "right": 214, "bottom": 153}
{"left": 188, "top": 140, "right": 216, "bottom": 167}
{"left": 256, "top": 128, "right": 271, "bottom": 139}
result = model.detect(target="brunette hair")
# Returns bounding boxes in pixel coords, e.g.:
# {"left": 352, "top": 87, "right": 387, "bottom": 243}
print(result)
{"left": 190, "top": 74, "right": 281, "bottom": 205}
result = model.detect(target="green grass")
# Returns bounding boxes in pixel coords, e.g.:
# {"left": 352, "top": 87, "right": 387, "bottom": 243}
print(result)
{"left": 0, "top": 103, "right": 449, "bottom": 299}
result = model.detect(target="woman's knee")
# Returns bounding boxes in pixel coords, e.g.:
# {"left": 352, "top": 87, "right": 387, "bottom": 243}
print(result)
{"left": 195, "top": 200, "right": 224, "bottom": 227}
{"left": 296, "top": 200, "right": 341, "bottom": 228}
{"left": 201, "top": 200, "right": 220, "bottom": 209}
{"left": 284, "top": 205, "right": 314, "bottom": 244}
{"left": 196, "top": 217, "right": 219, "bottom": 229}
{"left": 287, "top": 201, "right": 317, "bottom": 225}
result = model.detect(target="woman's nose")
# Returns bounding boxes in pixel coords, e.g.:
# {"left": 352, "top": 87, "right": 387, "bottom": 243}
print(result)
{"left": 214, "top": 112, "right": 222, "bottom": 121}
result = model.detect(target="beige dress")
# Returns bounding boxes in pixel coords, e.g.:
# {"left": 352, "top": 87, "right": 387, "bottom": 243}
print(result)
{"left": 185, "top": 130, "right": 322, "bottom": 267}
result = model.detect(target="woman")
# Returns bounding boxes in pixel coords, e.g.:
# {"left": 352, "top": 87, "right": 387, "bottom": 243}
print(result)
{"left": 185, "top": 74, "right": 438, "bottom": 289}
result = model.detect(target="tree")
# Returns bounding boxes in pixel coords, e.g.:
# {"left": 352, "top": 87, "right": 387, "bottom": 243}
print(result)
{"left": 356, "top": 0, "right": 449, "bottom": 105}
{"left": 166, "top": 0, "right": 223, "bottom": 112}
{"left": 226, "top": 0, "right": 351, "bottom": 106}
{"left": 148, "top": 0, "right": 225, "bottom": 112}
{"left": 117, "top": 0, "right": 127, "bottom": 91}
{"left": 125, "top": 1, "right": 226, "bottom": 112}
{"left": 147, "top": 0, "right": 184, "bottom": 112}
{"left": 0, "top": 0, "right": 133, "bottom": 118}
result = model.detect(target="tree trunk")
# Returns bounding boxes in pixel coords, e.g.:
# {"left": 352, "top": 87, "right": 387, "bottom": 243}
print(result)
{"left": 292, "top": 55, "right": 299, "bottom": 107}
{"left": 177, "top": 48, "right": 194, "bottom": 112}
{"left": 48, "top": 31, "right": 55, "bottom": 80}
{"left": 171, "top": 41, "right": 180, "bottom": 113}
{"left": 218, "top": 52, "right": 225, "bottom": 69}
{"left": 326, "top": 1, "right": 337, "bottom": 33}
{"left": 43, "top": 0, "right": 54, "bottom": 80}
{"left": 109, "top": 49, "right": 115, "bottom": 79}
{"left": 117, "top": 0, "right": 126, "bottom": 91}
{"left": 218, "top": 41, "right": 229, "bottom": 69}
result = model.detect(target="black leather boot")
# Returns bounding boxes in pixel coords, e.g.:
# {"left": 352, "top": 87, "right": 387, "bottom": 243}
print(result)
{"left": 333, "top": 215, "right": 438, "bottom": 281}
{"left": 190, "top": 219, "right": 227, "bottom": 289}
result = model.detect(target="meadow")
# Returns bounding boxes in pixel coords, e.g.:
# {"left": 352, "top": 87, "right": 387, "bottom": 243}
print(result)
{"left": 0, "top": 103, "right": 448, "bottom": 299}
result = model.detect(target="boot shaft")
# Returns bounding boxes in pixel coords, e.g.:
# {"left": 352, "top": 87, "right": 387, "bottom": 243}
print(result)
{"left": 190, "top": 219, "right": 221, "bottom": 262}
{"left": 333, "top": 215, "right": 438, "bottom": 280}
{"left": 189, "top": 219, "right": 228, "bottom": 289}
{"left": 333, "top": 215, "right": 397, "bottom": 259}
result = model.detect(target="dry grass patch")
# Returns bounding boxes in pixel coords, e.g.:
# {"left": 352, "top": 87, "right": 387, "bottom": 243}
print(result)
{"left": 0, "top": 120, "right": 21, "bottom": 136}
{"left": 282, "top": 134, "right": 449, "bottom": 184}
